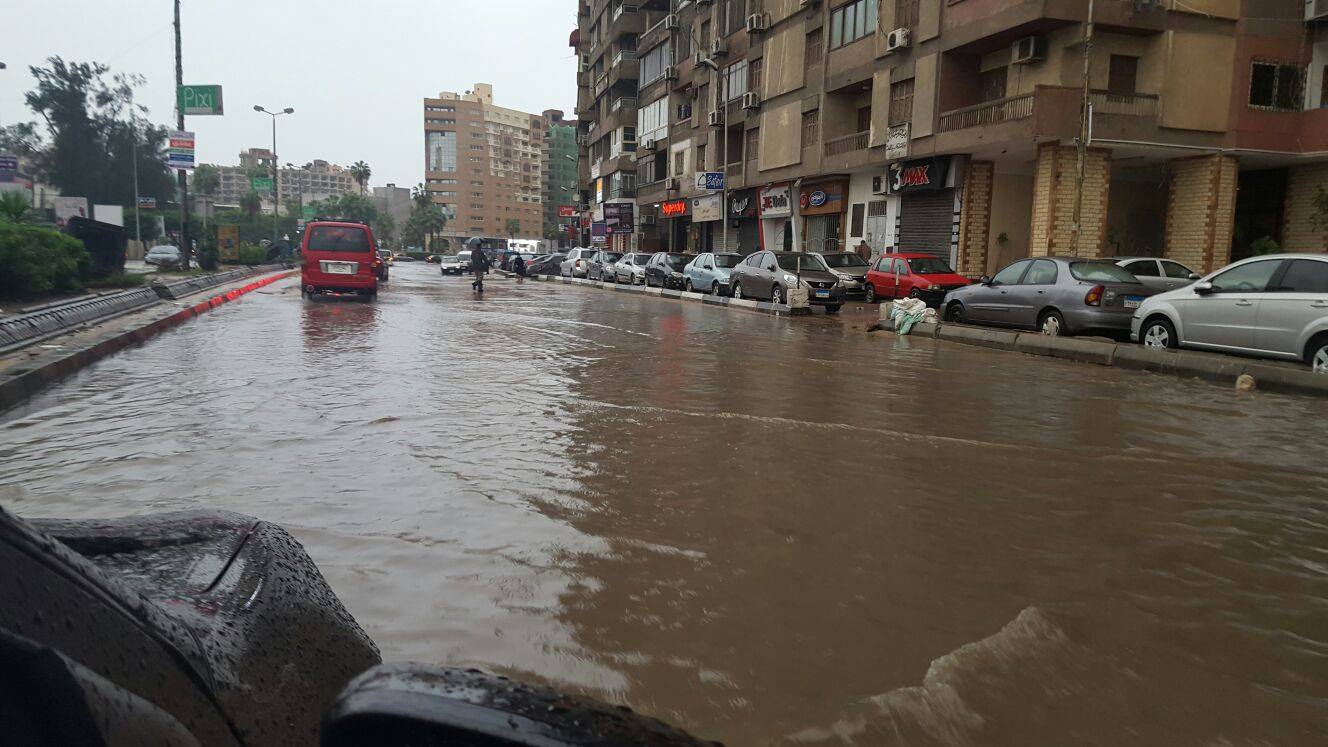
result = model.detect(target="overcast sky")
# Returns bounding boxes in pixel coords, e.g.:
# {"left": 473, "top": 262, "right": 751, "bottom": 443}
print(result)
{"left": 2, "top": 0, "right": 578, "bottom": 187}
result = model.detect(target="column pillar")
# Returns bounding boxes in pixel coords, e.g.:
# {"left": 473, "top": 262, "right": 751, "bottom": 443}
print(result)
{"left": 1163, "top": 154, "right": 1238, "bottom": 273}
{"left": 1029, "top": 143, "right": 1111, "bottom": 258}
{"left": 956, "top": 160, "right": 993, "bottom": 277}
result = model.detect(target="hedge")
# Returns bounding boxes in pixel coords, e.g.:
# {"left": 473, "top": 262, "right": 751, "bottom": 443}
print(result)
{"left": 0, "top": 221, "right": 91, "bottom": 300}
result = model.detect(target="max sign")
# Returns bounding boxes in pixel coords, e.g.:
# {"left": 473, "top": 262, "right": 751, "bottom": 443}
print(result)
{"left": 889, "top": 157, "right": 949, "bottom": 193}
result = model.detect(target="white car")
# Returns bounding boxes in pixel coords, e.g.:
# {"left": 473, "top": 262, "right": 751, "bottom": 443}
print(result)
{"left": 560, "top": 247, "right": 594, "bottom": 278}
{"left": 1114, "top": 256, "right": 1202, "bottom": 292}
{"left": 144, "top": 245, "right": 182, "bottom": 268}
{"left": 1131, "top": 253, "right": 1328, "bottom": 372}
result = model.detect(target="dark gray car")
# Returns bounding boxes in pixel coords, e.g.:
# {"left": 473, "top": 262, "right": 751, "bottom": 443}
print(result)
{"left": 942, "top": 256, "right": 1157, "bottom": 336}
{"left": 728, "top": 251, "right": 845, "bottom": 311}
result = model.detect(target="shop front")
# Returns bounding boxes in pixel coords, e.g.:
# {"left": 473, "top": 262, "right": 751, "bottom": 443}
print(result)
{"left": 891, "top": 156, "right": 958, "bottom": 262}
{"left": 758, "top": 183, "right": 794, "bottom": 252}
{"left": 727, "top": 189, "right": 760, "bottom": 255}
{"left": 659, "top": 198, "right": 691, "bottom": 252}
{"left": 799, "top": 180, "right": 849, "bottom": 254}
{"left": 605, "top": 202, "right": 635, "bottom": 251}
{"left": 688, "top": 194, "right": 723, "bottom": 253}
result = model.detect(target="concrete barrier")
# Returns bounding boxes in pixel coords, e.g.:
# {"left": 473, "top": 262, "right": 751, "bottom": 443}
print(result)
{"left": 935, "top": 325, "right": 1022, "bottom": 350}
{"left": 1012, "top": 333, "right": 1116, "bottom": 366}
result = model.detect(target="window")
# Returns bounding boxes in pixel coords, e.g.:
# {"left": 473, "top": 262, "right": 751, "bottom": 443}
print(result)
{"left": 639, "top": 41, "right": 673, "bottom": 87}
{"left": 726, "top": 0, "right": 747, "bottom": 35}
{"left": 1069, "top": 262, "right": 1141, "bottom": 283}
{"left": 425, "top": 105, "right": 456, "bottom": 113}
{"left": 700, "top": 20, "right": 712, "bottom": 47}
{"left": 1022, "top": 259, "right": 1059, "bottom": 285}
{"left": 890, "top": 79, "right": 914, "bottom": 127}
{"left": 1272, "top": 259, "right": 1328, "bottom": 293}
{"left": 896, "top": 0, "right": 919, "bottom": 28}
{"left": 1249, "top": 61, "right": 1303, "bottom": 110}
{"left": 830, "top": 0, "right": 877, "bottom": 49}
{"left": 674, "top": 150, "right": 686, "bottom": 176}
{"left": 1161, "top": 261, "right": 1195, "bottom": 280}
{"left": 696, "top": 143, "right": 706, "bottom": 171}
{"left": 426, "top": 117, "right": 456, "bottom": 125}
{"left": 637, "top": 96, "right": 669, "bottom": 143}
{"left": 748, "top": 58, "right": 763, "bottom": 95}
{"left": 991, "top": 260, "right": 1030, "bottom": 285}
{"left": 432, "top": 190, "right": 458, "bottom": 197}
{"left": 307, "top": 225, "right": 369, "bottom": 252}
{"left": 1108, "top": 55, "right": 1139, "bottom": 96}
{"left": 856, "top": 106, "right": 872, "bottom": 133}
{"left": 698, "top": 83, "right": 711, "bottom": 115}
{"left": 892, "top": 259, "right": 909, "bottom": 275}
{"left": 802, "top": 109, "right": 820, "bottom": 147}
{"left": 1211, "top": 259, "right": 1281, "bottom": 293}
{"left": 745, "top": 128, "right": 759, "bottom": 162}
{"left": 875, "top": 257, "right": 890, "bottom": 272}
{"left": 806, "top": 28, "right": 824, "bottom": 66}
{"left": 979, "top": 67, "right": 1007, "bottom": 102}
{"left": 1123, "top": 260, "right": 1159, "bottom": 277}
{"left": 724, "top": 60, "right": 749, "bottom": 101}
{"left": 428, "top": 178, "right": 458, "bottom": 185}
{"left": 850, "top": 203, "right": 865, "bottom": 237}
{"left": 426, "top": 131, "right": 457, "bottom": 171}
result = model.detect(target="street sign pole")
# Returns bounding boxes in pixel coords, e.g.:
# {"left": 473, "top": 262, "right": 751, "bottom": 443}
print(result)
{"left": 132, "top": 123, "right": 141, "bottom": 245}
{"left": 173, "top": 0, "right": 192, "bottom": 269}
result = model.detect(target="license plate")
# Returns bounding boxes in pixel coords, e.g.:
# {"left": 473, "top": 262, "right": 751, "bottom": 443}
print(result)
{"left": 322, "top": 261, "right": 356, "bottom": 275}
{"left": 815, "top": 289, "right": 830, "bottom": 298}
{"left": 1123, "top": 296, "right": 1144, "bottom": 309}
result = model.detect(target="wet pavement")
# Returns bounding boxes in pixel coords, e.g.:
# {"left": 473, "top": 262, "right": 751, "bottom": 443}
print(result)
{"left": 2, "top": 262, "right": 1326, "bottom": 745}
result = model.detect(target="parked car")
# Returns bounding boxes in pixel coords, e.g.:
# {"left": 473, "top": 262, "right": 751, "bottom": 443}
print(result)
{"left": 560, "top": 247, "right": 595, "bottom": 278}
{"left": 818, "top": 252, "right": 872, "bottom": 296}
{"left": 301, "top": 221, "right": 379, "bottom": 300}
{"left": 438, "top": 254, "right": 466, "bottom": 275}
{"left": 588, "top": 250, "right": 623, "bottom": 281}
{"left": 378, "top": 250, "right": 395, "bottom": 265}
{"left": 393, "top": 254, "right": 417, "bottom": 262}
{"left": 728, "top": 251, "right": 845, "bottom": 311}
{"left": 456, "top": 250, "right": 473, "bottom": 274}
{"left": 144, "top": 244, "right": 182, "bottom": 268}
{"left": 644, "top": 252, "right": 691, "bottom": 289}
{"left": 510, "top": 253, "right": 537, "bottom": 272}
{"left": 942, "top": 257, "right": 1155, "bottom": 336}
{"left": 612, "top": 253, "right": 652, "bottom": 284}
{"left": 527, "top": 253, "right": 567, "bottom": 276}
{"left": 425, "top": 254, "right": 439, "bottom": 263}
{"left": 864, "top": 253, "right": 972, "bottom": 305}
{"left": 1114, "top": 256, "right": 1202, "bottom": 291}
{"left": 1132, "top": 254, "right": 1328, "bottom": 372}
{"left": 682, "top": 252, "right": 742, "bottom": 295}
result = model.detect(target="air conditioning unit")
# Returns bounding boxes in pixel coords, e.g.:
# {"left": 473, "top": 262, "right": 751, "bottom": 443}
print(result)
{"left": 663, "top": 14, "right": 679, "bottom": 30}
{"left": 664, "top": 65, "right": 679, "bottom": 81}
{"left": 710, "top": 39, "right": 728, "bottom": 58}
{"left": 872, "top": 175, "right": 888, "bottom": 195}
{"left": 886, "top": 28, "right": 911, "bottom": 52}
{"left": 620, "top": 4, "right": 639, "bottom": 13}
{"left": 707, "top": 110, "right": 724, "bottom": 127}
{"left": 1307, "top": 0, "right": 1328, "bottom": 20}
{"left": 745, "top": 13, "right": 769, "bottom": 33}
{"left": 666, "top": 178, "right": 680, "bottom": 191}
{"left": 676, "top": 103, "right": 693, "bottom": 120}
{"left": 694, "top": 50, "right": 707, "bottom": 66}
{"left": 641, "top": 213, "right": 658, "bottom": 225}
{"left": 1011, "top": 36, "right": 1047, "bottom": 64}
{"left": 640, "top": 137, "right": 656, "bottom": 151}
{"left": 579, "top": 54, "right": 590, "bottom": 71}
{"left": 741, "top": 91, "right": 761, "bottom": 110}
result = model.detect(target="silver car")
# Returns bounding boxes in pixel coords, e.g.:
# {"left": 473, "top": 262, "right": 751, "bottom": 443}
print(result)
{"left": 728, "top": 251, "right": 846, "bottom": 311}
{"left": 560, "top": 247, "right": 595, "bottom": 278}
{"left": 942, "top": 256, "right": 1157, "bottom": 336}
{"left": 818, "top": 252, "right": 871, "bottom": 295}
{"left": 1131, "top": 253, "right": 1328, "bottom": 372}
{"left": 1115, "top": 256, "right": 1201, "bottom": 291}
{"left": 683, "top": 252, "right": 742, "bottom": 295}
{"left": 145, "top": 244, "right": 182, "bottom": 268}
{"left": 612, "top": 253, "right": 651, "bottom": 284}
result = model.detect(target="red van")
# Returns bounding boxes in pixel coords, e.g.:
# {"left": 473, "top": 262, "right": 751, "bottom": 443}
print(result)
{"left": 301, "top": 221, "right": 381, "bottom": 299}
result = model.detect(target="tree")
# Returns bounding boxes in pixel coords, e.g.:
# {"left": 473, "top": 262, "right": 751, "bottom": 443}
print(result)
{"left": 0, "top": 123, "right": 45, "bottom": 179}
{"left": 505, "top": 218, "right": 521, "bottom": 238}
{"left": 0, "top": 191, "right": 31, "bottom": 223}
{"left": 373, "top": 211, "right": 396, "bottom": 246}
{"left": 240, "top": 190, "right": 262, "bottom": 220}
{"left": 310, "top": 193, "right": 378, "bottom": 225}
{"left": 192, "top": 164, "right": 220, "bottom": 198}
{"left": 350, "top": 161, "right": 371, "bottom": 194}
{"left": 403, "top": 198, "right": 447, "bottom": 250}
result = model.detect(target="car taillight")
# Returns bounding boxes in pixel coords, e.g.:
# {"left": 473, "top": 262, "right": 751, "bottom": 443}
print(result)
{"left": 1084, "top": 285, "right": 1104, "bottom": 306}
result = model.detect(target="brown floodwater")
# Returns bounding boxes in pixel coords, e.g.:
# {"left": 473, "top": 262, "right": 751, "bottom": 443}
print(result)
{"left": 1, "top": 264, "right": 1326, "bottom": 745}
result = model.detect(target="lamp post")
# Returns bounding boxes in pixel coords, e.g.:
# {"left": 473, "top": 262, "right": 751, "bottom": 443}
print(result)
{"left": 253, "top": 105, "right": 294, "bottom": 242}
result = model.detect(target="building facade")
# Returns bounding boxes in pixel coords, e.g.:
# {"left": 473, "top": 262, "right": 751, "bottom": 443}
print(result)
{"left": 207, "top": 149, "right": 356, "bottom": 214}
{"left": 423, "top": 84, "right": 552, "bottom": 247}
{"left": 573, "top": 0, "right": 1328, "bottom": 272}
{"left": 542, "top": 110, "right": 582, "bottom": 247}
{"left": 370, "top": 183, "right": 413, "bottom": 244}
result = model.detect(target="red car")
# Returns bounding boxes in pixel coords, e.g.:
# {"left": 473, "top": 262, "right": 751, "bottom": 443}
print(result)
{"left": 864, "top": 252, "right": 972, "bottom": 306}
{"left": 301, "top": 221, "right": 380, "bottom": 300}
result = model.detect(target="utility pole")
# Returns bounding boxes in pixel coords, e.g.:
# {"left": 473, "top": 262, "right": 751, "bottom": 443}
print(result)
{"left": 174, "top": 0, "right": 192, "bottom": 269}
{"left": 1070, "top": 0, "right": 1094, "bottom": 258}
{"left": 254, "top": 106, "right": 294, "bottom": 243}
{"left": 131, "top": 123, "right": 141, "bottom": 246}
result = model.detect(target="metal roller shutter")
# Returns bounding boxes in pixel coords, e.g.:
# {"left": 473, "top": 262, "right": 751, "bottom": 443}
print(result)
{"left": 898, "top": 190, "right": 955, "bottom": 260}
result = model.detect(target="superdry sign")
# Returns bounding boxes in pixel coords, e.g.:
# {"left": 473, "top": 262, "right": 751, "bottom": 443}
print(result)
{"left": 889, "top": 156, "right": 950, "bottom": 193}
{"left": 660, "top": 199, "right": 688, "bottom": 217}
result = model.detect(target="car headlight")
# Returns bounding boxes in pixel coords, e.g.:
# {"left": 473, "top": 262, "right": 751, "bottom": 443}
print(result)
{"left": 783, "top": 273, "right": 798, "bottom": 284}
{"left": 928, "top": 283, "right": 940, "bottom": 291}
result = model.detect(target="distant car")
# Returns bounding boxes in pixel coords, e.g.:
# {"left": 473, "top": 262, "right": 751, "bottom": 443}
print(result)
{"left": 527, "top": 253, "right": 566, "bottom": 276}
{"left": 611, "top": 253, "right": 651, "bottom": 284}
{"left": 378, "top": 250, "right": 395, "bottom": 265}
{"left": 506, "top": 253, "right": 536, "bottom": 272}
{"left": 683, "top": 252, "right": 742, "bottom": 295}
{"left": 393, "top": 254, "right": 416, "bottom": 262}
{"left": 1132, "top": 254, "right": 1328, "bottom": 372}
{"left": 456, "top": 250, "right": 473, "bottom": 274}
{"left": 1114, "top": 256, "right": 1201, "bottom": 292}
{"left": 728, "top": 251, "right": 844, "bottom": 311}
{"left": 438, "top": 254, "right": 466, "bottom": 275}
{"left": 144, "top": 245, "right": 182, "bottom": 268}
{"left": 644, "top": 252, "right": 690, "bottom": 289}
{"left": 864, "top": 253, "right": 971, "bottom": 305}
{"left": 587, "top": 251, "right": 623, "bottom": 282}
{"left": 942, "top": 257, "right": 1156, "bottom": 337}
{"left": 374, "top": 250, "right": 392, "bottom": 280}
{"left": 817, "top": 252, "right": 871, "bottom": 296}
{"left": 425, "top": 254, "right": 439, "bottom": 263}
{"left": 560, "top": 248, "right": 595, "bottom": 278}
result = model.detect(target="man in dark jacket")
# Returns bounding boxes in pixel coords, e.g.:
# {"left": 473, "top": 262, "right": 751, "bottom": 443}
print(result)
{"left": 468, "top": 238, "right": 491, "bottom": 292}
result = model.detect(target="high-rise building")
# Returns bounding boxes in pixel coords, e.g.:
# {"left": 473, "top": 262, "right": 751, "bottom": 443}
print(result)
{"left": 370, "top": 184, "right": 413, "bottom": 245}
{"left": 574, "top": 0, "right": 1328, "bottom": 269}
{"left": 541, "top": 110, "right": 580, "bottom": 247}
{"left": 423, "top": 83, "right": 550, "bottom": 247}
{"left": 205, "top": 149, "right": 355, "bottom": 214}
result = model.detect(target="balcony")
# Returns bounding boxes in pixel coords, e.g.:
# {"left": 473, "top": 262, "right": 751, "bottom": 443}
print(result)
{"left": 823, "top": 131, "right": 869, "bottom": 157}
{"left": 611, "top": 96, "right": 637, "bottom": 113}
{"left": 1088, "top": 90, "right": 1158, "bottom": 118}
{"left": 934, "top": 85, "right": 1168, "bottom": 153}
{"left": 938, "top": 93, "right": 1035, "bottom": 133}
{"left": 612, "top": 49, "right": 638, "bottom": 68}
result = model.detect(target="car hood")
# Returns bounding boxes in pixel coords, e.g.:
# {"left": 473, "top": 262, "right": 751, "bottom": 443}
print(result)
{"left": 831, "top": 267, "right": 868, "bottom": 279}
{"left": 786, "top": 270, "right": 837, "bottom": 284}
{"left": 916, "top": 272, "right": 971, "bottom": 286}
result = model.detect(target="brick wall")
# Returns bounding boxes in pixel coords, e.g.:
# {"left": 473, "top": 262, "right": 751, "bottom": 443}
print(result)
{"left": 957, "top": 160, "right": 993, "bottom": 277}
{"left": 1282, "top": 163, "right": 1328, "bottom": 252}
{"left": 1029, "top": 144, "right": 1110, "bottom": 258}
{"left": 1163, "top": 155, "right": 1237, "bottom": 273}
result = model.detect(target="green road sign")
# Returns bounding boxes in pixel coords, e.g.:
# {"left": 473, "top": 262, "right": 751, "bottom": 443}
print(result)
{"left": 178, "top": 85, "right": 224, "bottom": 115}
{"left": 251, "top": 177, "right": 274, "bottom": 191}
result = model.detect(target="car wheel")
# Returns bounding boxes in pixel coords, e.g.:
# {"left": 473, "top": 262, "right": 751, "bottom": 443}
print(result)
{"left": 732, "top": 282, "right": 743, "bottom": 300}
{"left": 685, "top": 279, "right": 694, "bottom": 293}
{"left": 712, "top": 282, "right": 721, "bottom": 297}
{"left": 945, "top": 302, "right": 965, "bottom": 324}
{"left": 770, "top": 285, "right": 783, "bottom": 305}
{"left": 864, "top": 285, "right": 877, "bottom": 304}
{"left": 1039, "top": 310, "right": 1066, "bottom": 337}
{"left": 1142, "top": 317, "right": 1178, "bottom": 350}
{"left": 908, "top": 288, "right": 921, "bottom": 299}
{"left": 1305, "top": 336, "right": 1328, "bottom": 373}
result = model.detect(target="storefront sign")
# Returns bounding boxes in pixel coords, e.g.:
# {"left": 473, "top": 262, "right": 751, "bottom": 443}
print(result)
{"left": 591, "top": 223, "right": 608, "bottom": 244}
{"left": 558, "top": 205, "right": 577, "bottom": 218}
{"left": 53, "top": 197, "right": 89, "bottom": 228}
{"left": 0, "top": 156, "right": 17, "bottom": 174}
{"left": 604, "top": 202, "right": 635, "bottom": 233}
{"left": 695, "top": 171, "right": 725, "bottom": 191}
{"left": 166, "top": 130, "right": 196, "bottom": 170}
{"left": 691, "top": 193, "right": 723, "bottom": 222}
{"left": 889, "top": 156, "right": 951, "bottom": 193}
{"left": 758, "top": 185, "right": 791, "bottom": 218}
{"left": 886, "top": 124, "right": 910, "bottom": 161}
{"left": 136, "top": 196, "right": 157, "bottom": 209}
{"left": 660, "top": 199, "right": 689, "bottom": 218}
{"left": 594, "top": 178, "right": 604, "bottom": 204}
{"left": 729, "top": 190, "right": 757, "bottom": 218}
{"left": 218, "top": 224, "right": 240, "bottom": 261}
{"left": 798, "top": 181, "right": 847, "bottom": 216}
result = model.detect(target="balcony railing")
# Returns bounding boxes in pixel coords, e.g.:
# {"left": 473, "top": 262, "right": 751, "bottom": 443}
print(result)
{"left": 1089, "top": 90, "right": 1158, "bottom": 118}
{"left": 823, "top": 131, "right": 869, "bottom": 157}
{"left": 612, "top": 49, "right": 638, "bottom": 68}
{"left": 611, "top": 96, "right": 638, "bottom": 112}
{"left": 938, "top": 93, "right": 1035, "bottom": 133}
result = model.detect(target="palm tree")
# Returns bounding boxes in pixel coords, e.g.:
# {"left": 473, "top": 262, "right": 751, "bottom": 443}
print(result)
{"left": 350, "top": 161, "right": 371, "bottom": 194}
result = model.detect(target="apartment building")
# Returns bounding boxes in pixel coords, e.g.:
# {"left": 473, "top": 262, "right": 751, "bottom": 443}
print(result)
{"left": 208, "top": 149, "right": 356, "bottom": 214}
{"left": 573, "top": 0, "right": 1328, "bottom": 272}
{"left": 541, "top": 110, "right": 581, "bottom": 246}
{"left": 423, "top": 84, "right": 548, "bottom": 247}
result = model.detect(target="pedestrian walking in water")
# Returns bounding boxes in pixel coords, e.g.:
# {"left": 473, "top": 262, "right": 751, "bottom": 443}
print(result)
{"left": 468, "top": 237, "right": 491, "bottom": 293}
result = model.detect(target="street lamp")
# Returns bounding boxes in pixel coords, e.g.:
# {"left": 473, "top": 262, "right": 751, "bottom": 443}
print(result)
{"left": 253, "top": 105, "right": 294, "bottom": 242}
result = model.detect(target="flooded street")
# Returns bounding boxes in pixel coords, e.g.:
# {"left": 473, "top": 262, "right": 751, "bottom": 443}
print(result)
{"left": 2, "top": 263, "right": 1326, "bottom": 744}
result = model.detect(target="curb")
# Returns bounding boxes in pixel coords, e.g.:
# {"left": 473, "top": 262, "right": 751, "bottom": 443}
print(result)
{"left": 0, "top": 270, "right": 296, "bottom": 412}
{"left": 521, "top": 273, "right": 798, "bottom": 317}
